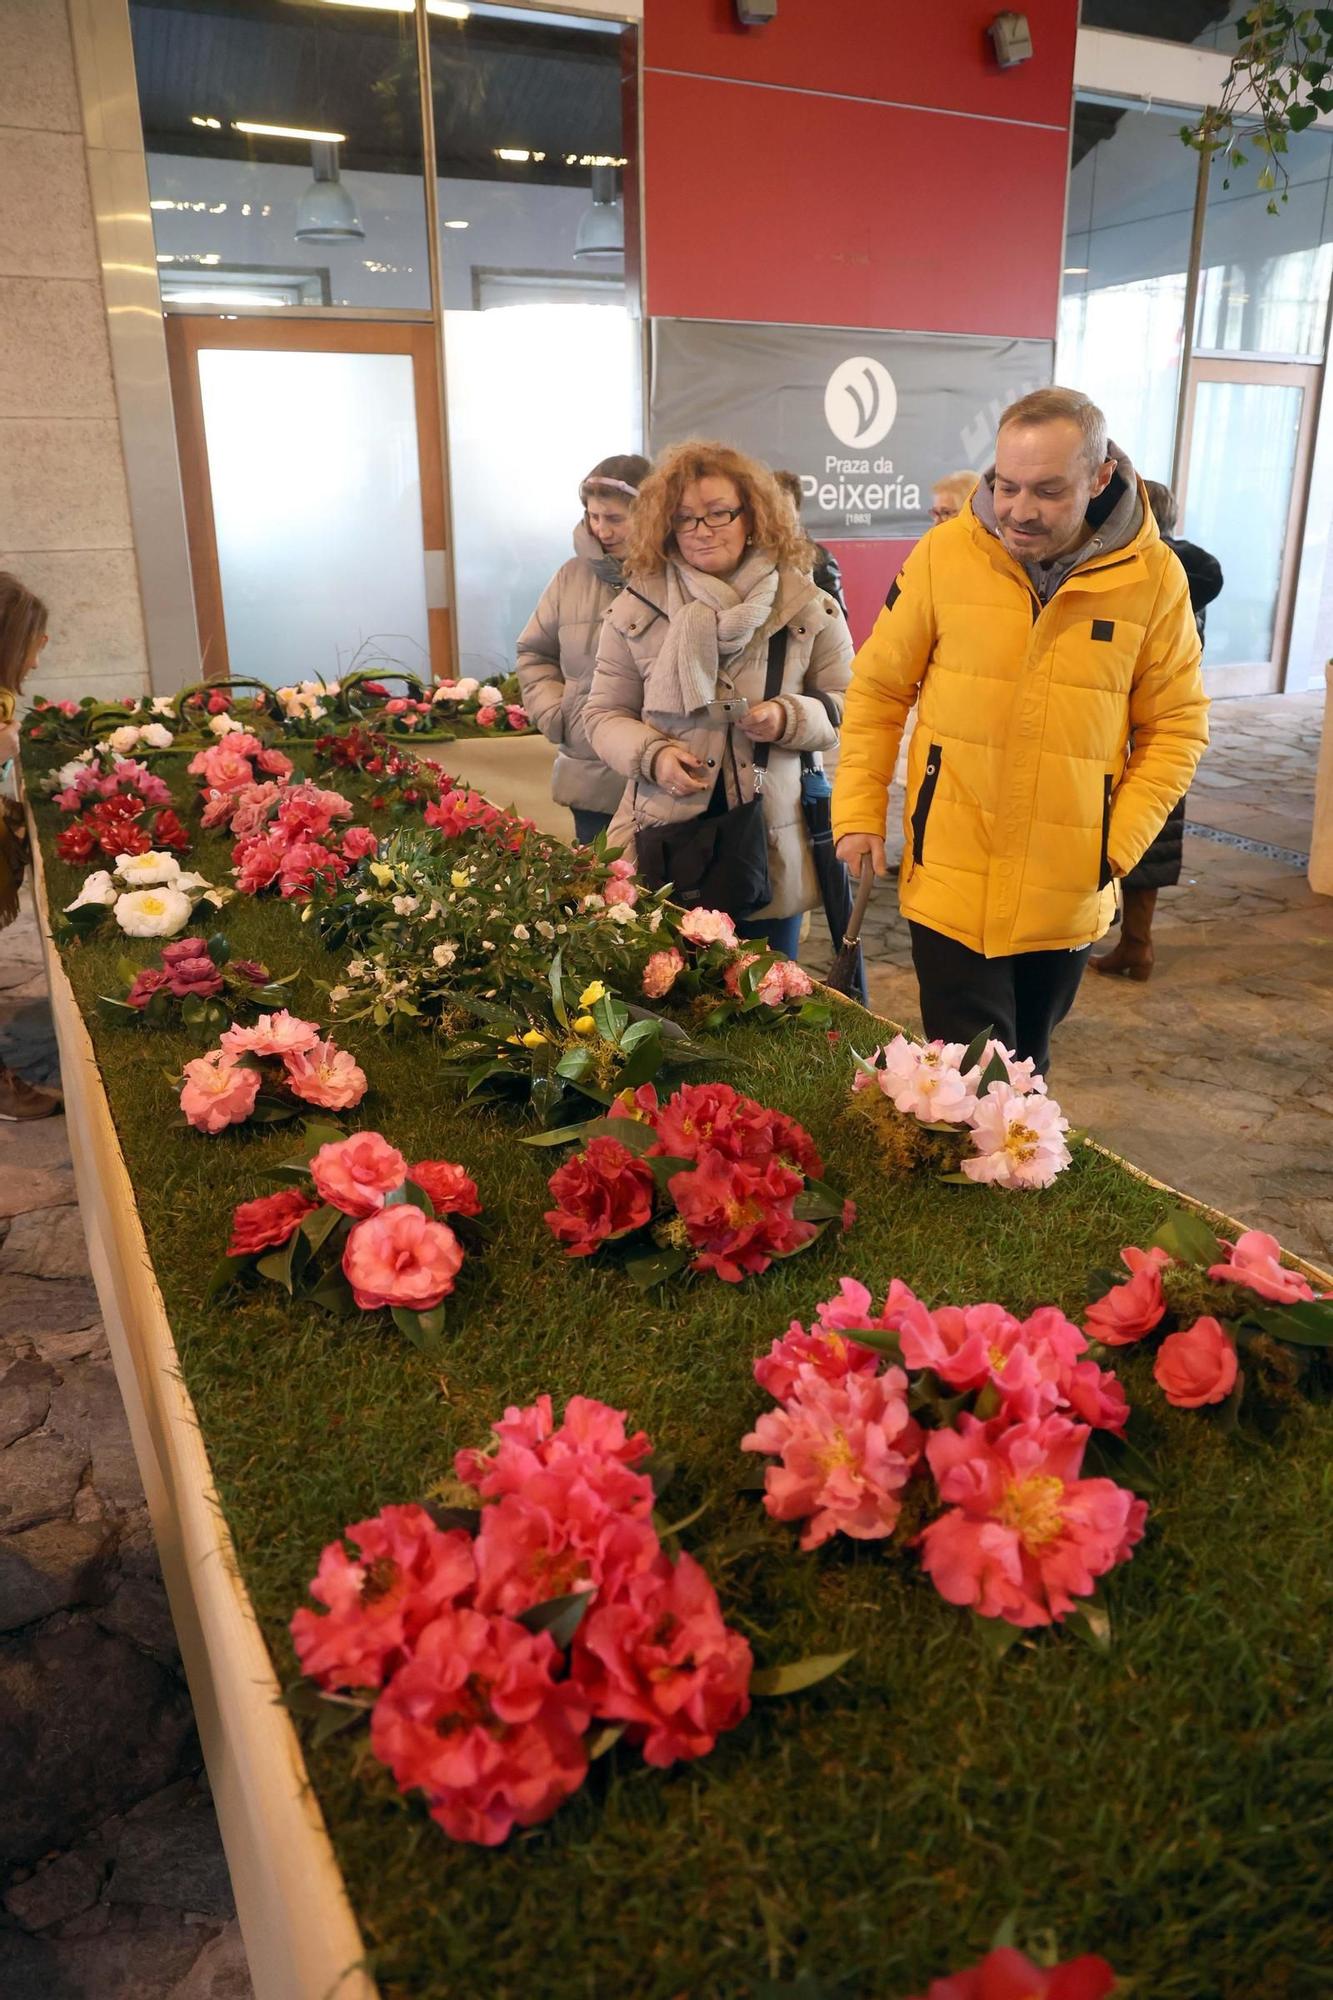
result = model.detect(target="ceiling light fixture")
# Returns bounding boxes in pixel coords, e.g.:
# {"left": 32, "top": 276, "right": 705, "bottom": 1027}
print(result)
{"left": 319, "top": 0, "right": 470, "bottom": 15}
{"left": 191, "top": 115, "right": 222, "bottom": 130}
{"left": 443, "top": 218, "right": 469, "bottom": 229}
{"left": 573, "top": 164, "right": 623, "bottom": 262}
{"left": 235, "top": 119, "right": 348, "bottom": 145}
{"left": 294, "top": 139, "right": 365, "bottom": 242}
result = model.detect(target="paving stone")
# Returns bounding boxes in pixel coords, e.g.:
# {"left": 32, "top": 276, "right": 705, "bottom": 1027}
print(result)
{"left": 96, "top": 1575, "right": 179, "bottom": 1663}
{"left": 0, "top": 1922, "right": 211, "bottom": 1999}
{"left": 0, "top": 1208, "right": 89, "bottom": 1281}
{"left": 3, "top": 1847, "right": 105, "bottom": 1933}
{"left": 108, "top": 1804, "right": 234, "bottom": 1918}
{"left": 0, "top": 1432, "right": 88, "bottom": 1533}
{"left": 31, "top": 1321, "right": 107, "bottom": 1365}
{"left": 0, "top": 1163, "right": 74, "bottom": 1218}
{"left": 0, "top": 1356, "right": 53, "bottom": 1448}
{"left": 0, "top": 1518, "right": 115, "bottom": 1631}
{"left": 0, "top": 1277, "right": 100, "bottom": 1341}
{"left": 166, "top": 1921, "right": 252, "bottom": 2000}
{"left": 46, "top": 1363, "right": 143, "bottom": 1514}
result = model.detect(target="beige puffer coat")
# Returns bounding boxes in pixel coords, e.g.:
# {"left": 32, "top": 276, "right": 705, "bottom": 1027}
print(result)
{"left": 586, "top": 566, "right": 854, "bottom": 919}
{"left": 515, "top": 523, "right": 626, "bottom": 815}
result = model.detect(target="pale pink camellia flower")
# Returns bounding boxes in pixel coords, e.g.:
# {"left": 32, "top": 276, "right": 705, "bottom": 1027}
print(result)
{"left": 311, "top": 1131, "right": 407, "bottom": 1216}
{"left": 919, "top": 1412, "right": 1147, "bottom": 1627}
{"left": 678, "top": 906, "right": 738, "bottom": 950}
{"left": 1085, "top": 1244, "right": 1172, "bottom": 1345}
{"left": 221, "top": 1009, "right": 321, "bottom": 1058}
{"left": 1207, "top": 1228, "right": 1316, "bottom": 1305}
{"left": 456, "top": 1394, "right": 654, "bottom": 1519}
{"left": 724, "top": 952, "right": 816, "bottom": 1007}
{"left": 200, "top": 788, "right": 239, "bottom": 832}
{"left": 977, "top": 1038, "right": 1048, "bottom": 1097}
{"left": 603, "top": 876, "right": 639, "bottom": 907}
{"left": 289, "top": 1503, "right": 475, "bottom": 1692}
{"left": 641, "top": 947, "right": 685, "bottom": 1000}
{"left": 505, "top": 703, "right": 528, "bottom": 730}
{"left": 753, "top": 1316, "right": 883, "bottom": 1405}
{"left": 859, "top": 1035, "right": 979, "bottom": 1126}
{"left": 571, "top": 1550, "right": 752, "bottom": 1768}
{"left": 607, "top": 856, "right": 636, "bottom": 880}
{"left": 1153, "top": 1316, "right": 1239, "bottom": 1408}
{"left": 369, "top": 1606, "right": 591, "bottom": 1846}
{"left": 282, "top": 1039, "right": 368, "bottom": 1112}
{"left": 742, "top": 1363, "right": 923, "bottom": 1549}
{"left": 179, "top": 1050, "right": 262, "bottom": 1134}
{"left": 342, "top": 1205, "right": 464, "bottom": 1312}
{"left": 187, "top": 743, "right": 255, "bottom": 793}
{"left": 961, "top": 1082, "right": 1071, "bottom": 1190}
{"left": 228, "top": 780, "right": 286, "bottom": 840}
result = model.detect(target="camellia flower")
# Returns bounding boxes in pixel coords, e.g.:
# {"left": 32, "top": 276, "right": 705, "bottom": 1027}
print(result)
{"left": 282, "top": 1039, "right": 368, "bottom": 1112}
{"left": 342, "top": 1205, "right": 465, "bottom": 1311}
{"left": 310, "top": 1131, "right": 407, "bottom": 1216}
{"left": 341, "top": 823, "right": 380, "bottom": 862}
{"left": 723, "top": 952, "right": 815, "bottom": 1007}
{"left": 291, "top": 1503, "right": 476, "bottom": 1693}
{"left": 752, "top": 1316, "right": 882, "bottom": 1405}
{"left": 125, "top": 966, "right": 173, "bottom": 1010}
{"left": 227, "top": 1187, "right": 318, "bottom": 1257}
{"left": 902, "top": 1944, "right": 1117, "bottom": 2000}
{"left": 678, "top": 907, "right": 738, "bottom": 950}
{"left": 455, "top": 1392, "right": 653, "bottom": 1506}
{"left": 961, "top": 1083, "right": 1071, "bottom": 1190}
{"left": 179, "top": 1050, "right": 262, "bottom": 1133}
{"left": 742, "top": 1363, "right": 923, "bottom": 1548}
{"left": 544, "top": 1137, "right": 656, "bottom": 1257}
{"left": 139, "top": 721, "right": 174, "bottom": 750}
{"left": 221, "top": 1009, "right": 321, "bottom": 1058}
{"left": 66, "top": 869, "right": 117, "bottom": 911}
{"left": 858, "top": 1035, "right": 979, "bottom": 1125}
{"left": 114, "top": 886, "right": 194, "bottom": 938}
{"left": 919, "top": 1413, "right": 1147, "bottom": 1627}
{"left": 368, "top": 1605, "right": 590, "bottom": 1846}
{"left": 1153, "top": 1316, "right": 1239, "bottom": 1408}
{"left": 670, "top": 1147, "right": 813, "bottom": 1282}
{"left": 1085, "top": 1243, "right": 1172, "bottom": 1344}
{"left": 472, "top": 1470, "right": 659, "bottom": 1620}
{"left": 166, "top": 954, "right": 225, "bottom": 1001}
{"left": 1207, "top": 1228, "right": 1315, "bottom": 1305}
{"left": 408, "top": 1160, "right": 482, "bottom": 1218}
{"left": 641, "top": 948, "right": 685, "bottom": 999}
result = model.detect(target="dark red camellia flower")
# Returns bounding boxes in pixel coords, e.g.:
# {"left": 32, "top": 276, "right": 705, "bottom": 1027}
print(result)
{"left": 207, "top": 690, "right": 232, "bottom": 714}
{"left": 227, "top": 1187, "right": 319, "bottom": 1258}
{"left": 57, "top": 823, "right": 96, "bottom": 863}
{"left": 167, "top": 957, "right": 225, "bottom": 1000}
{"left": 544, "top": 1138, "right": 656, "bottom": 1258}
{"left": 125, "top": 967, "right": 173, "bottom": 1010}
{"left": 151, "top": 808, "right": 191, "bottom": 852}
{"left": 228, "top": 959, "right": 270, "bottom": 985}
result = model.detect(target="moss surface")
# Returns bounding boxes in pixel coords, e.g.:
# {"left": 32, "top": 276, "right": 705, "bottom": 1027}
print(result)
{"left": 26, "top": 749, "right": 1333, "bottom": 2000}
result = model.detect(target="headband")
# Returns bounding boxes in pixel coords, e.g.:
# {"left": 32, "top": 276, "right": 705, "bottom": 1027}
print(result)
{"left": 581, "top": 477, "right": 639, "bottom": 501}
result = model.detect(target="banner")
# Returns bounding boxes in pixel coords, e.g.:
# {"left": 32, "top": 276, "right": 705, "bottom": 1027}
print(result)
{"left": 650, "top": 319, "right": 1054, "bottom": 540}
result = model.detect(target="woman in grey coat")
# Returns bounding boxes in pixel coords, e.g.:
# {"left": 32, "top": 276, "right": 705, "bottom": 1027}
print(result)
{"left": 516, "top": 452, "right": 650, "bottom": 847}
{"left": 585, "top": 441, "right": 854, "bottom": 959}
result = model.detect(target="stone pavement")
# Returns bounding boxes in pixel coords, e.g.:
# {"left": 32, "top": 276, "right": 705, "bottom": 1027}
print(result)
{"left": 0, "top": 906, "right": 252, "bottom": 1998}
{"left": 810, "top": 691, "right": 1333, "bottom": 1272}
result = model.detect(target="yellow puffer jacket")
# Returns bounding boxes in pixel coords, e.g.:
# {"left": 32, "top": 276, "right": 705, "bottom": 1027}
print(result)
{"left": 832, "top": 487, "right": 1208, "bottom": 957}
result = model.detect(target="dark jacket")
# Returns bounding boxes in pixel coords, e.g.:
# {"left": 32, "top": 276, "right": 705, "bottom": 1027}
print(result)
{"left": 811, "top": 542, "right": 847, "bottom": 617}
{"left": 1166, "top": 535, "right": 1224, "bottom": 638}
{"left": 1124, "top": 534, "right": 1223, "bottom": 891}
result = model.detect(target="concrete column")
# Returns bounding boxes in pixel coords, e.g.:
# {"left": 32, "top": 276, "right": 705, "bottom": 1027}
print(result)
{"left": 1310, "top": 659, "right": 1333, "bottom": 895}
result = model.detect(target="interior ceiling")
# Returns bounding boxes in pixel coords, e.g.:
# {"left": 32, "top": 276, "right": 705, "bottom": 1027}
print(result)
{"left": 1074, "top": 0, "right": 1239, "bottom": 169}
{"left": 129, "top": 0, "right": 625, "bottom": 183}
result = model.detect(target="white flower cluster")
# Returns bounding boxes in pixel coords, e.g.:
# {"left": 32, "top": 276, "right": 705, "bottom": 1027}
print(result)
{"left": 274, "top": 678, "right": 340, "bottom": 722}
{"left": 65, "top": 851, "right": 225, "bottom": 937}
{"left": 104, "top": 722, "right": 174, "bottom": 755}
{"left": 854, "top": 1034, "right": 1072, "bottom": 1191}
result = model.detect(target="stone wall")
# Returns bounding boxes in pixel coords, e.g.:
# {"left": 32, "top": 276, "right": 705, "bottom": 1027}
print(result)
{"left": 0, "top": 0, "right": 150, "bottom": 710}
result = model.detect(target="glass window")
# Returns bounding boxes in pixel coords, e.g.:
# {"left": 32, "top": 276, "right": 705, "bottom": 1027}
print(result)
{"left": 129, "top": 0, "right": 431, "bottom": 312}
{"left": 1183, "top": 378, "right": 1304, "bottom": 666}
{"left": 1078, "top": 1, "right": 1250, "bottom": 49}
{"left": 1195, "top": 131, "right": 1333, "bottom": 358}
{"left": 1058, "top": 100, "right": 1199, "bottom": 483}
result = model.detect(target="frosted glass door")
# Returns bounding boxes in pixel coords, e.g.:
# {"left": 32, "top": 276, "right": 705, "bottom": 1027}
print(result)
{"left": 197, "top": 348, "right": 431, "bottom": 684}
{"left": 1184, "top": 379, "right": 1302, "bottom": 669}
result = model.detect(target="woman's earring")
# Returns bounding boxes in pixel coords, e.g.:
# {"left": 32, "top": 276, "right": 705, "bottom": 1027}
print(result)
{"left": 745, "top": 535, "right": 753, "bottom": 546}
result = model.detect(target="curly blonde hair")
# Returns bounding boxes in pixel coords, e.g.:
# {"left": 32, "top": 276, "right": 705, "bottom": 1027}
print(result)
{"left": 627, "top": 441, "right": 810, "bottom": 577}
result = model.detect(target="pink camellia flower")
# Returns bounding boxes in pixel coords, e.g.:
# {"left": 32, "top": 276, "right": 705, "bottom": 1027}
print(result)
{"left": 343, "top": 1205, "right": 464, "bottom": 1311}
{"left": 902, "top": 1945, "right": 1117, "bottom": 2000}
{"left": 1153, "top": 1316, "right": 1239, "bottom": 1408}
{"left": 310, "top": 1131, "right": 407, "bottom": 1215}
{"left": 505, "top": 704, "right": 528, "bottom": 730}
{"left": 475, "top": 704, "right": 501, "bottom": 727}
{"left": 976, "top": 1040, "right": 1048, "bottom": 1097}
{"left": 753, "top": 1317, "right": 882, "bottom": 1405}
{"left": 187, "top": 744, "right": 254, "bottom": 793}
{"left": 961, "top": 1082, "right": 1071, "bottom": 1190}
{"left": 472, "top": 1471, "right": 659, "bottom": 1620}
{"left": 456, "top": 1393, "right": 653, "bottom": 1509}
{"left": 341, "top": 823, "right": 380, "bottom": 862}
{"left": 897, "top": 1298, "right": 1010, "bottom": 1391}
{"left": 167, "top": 955, "right": 225, "bottom": 1001}
{"left": 160, "top": 937, "right": 210, "bottom": 966}
{"left": 407, "top": 1160, "right": 482, "bottom": 1217}
{"left": 603, "top": 876, "right": 639, "bottom": 907}
{"left": 861, "top": 1035, "right": 980, "bottom": 1125}
{"left": 641, "top": 948, "right": 685, "bottom": 999}
{"left": 742, "top": 1363, "right": 923, "bottom": 1549}
{"left": 1062, "top": 1358, "right": 1131, "bottom": 1435}
{"left": 572, "top": 1551, "right": 752, "bottom": 1767}
{"left": 125, "top": 967, "right": 173, "bottom": 1010}
{"left": 290, "top": 1503, "right": 475, "bottom": 1692}
{"left": 282, "top": 1039, "right": 368, "bottom": 1111}
{"left": 255, "top": 746, "right": 293, "bottom": 779}
{"left": 368, "top": 1606, "right": 591, "bottom": 1845}
{"left": 678, "top": 907, "right": 738, "bottom": 950}
{"left": 275, "top": 782, "right": 354, "bottom": 839}
{"left": 278, "top": 838, "right": 348, "bottom": 900}
{"left": 723, "top": 952, "right": 815, "bottom": 1007}
{"left": 200, "top": 789, "right": 239, "bottom": 832}
{"left": 918, "top": 1413, "right": 1147, "bottom": 1627}
{"left": 607, "top": 857, "right": 635, "bottom": 880}
{"left": 228, "top": 780, "right": 286, "bottom": 839}
{"left": 1207, "top": 1228, "right": 1315, "bottom": 1304}
{"left": 221, "top": 1009, "right": 321, "bottom": 1058}
{"left": 1085, "top": 1244, "right": 1172, "bottom": 1344}
{"left": 179, "top": 1051, "right": 261, "bottom": 1133}
{"left": 233, "top": 833, "right": 287, "bottom": 896}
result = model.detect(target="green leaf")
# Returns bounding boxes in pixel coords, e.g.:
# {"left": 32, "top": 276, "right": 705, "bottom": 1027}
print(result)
{"left": 960, "top": 1025, "right": 994, "bottom": 1073}
{"left": 548, "top": 949, "right": 570, "bottom": 1030}
{"left": 391, "top": 1303, "right": 448, "bottom": 1354}
{"left": 975, "top": 1051, "right": 1009, "bottom": 1096}
{"left": 646, "top": 1152, "right": 692, "bottom": 1189}
{"left": 750, "top": 1650, "right": 856, "bottom": 1698}
{"left": 96, "top": 995, "right": 140, "bottom": 1025}
{"left": 617, "top": 1038, "right": 668, "bottom": 1091}
{"left": 281, "top": 1681, "right": 372, "bottom": 1747}
{"left": 555, "top": 1046, "right": 594, "bottom": 1083}
{"left": 1245, "top": 1298, "right": 1333, "bottom": 1347}
{"left": 658, "top": 1495, "right": 712, "bottom": 1540}
{"left": 1150, "top": 1207, "right": 1223, "bottom": 1268}
{"left": 640, "top": 1450, "right": 676, "bottom": 1499}
{"left": 1065, "top": 1591, "right": 1113, "bottom": 1653}
{"left": 204, "top": 1254, "right": 243, "bottom": 1302}
{"left": 972, "top": 1613, "right": 1023, "bottom": 1660}
{"left": 514, "top": 1589, "right": 594, "bottom": 1649}
{"left": 247, "top": 1097, "right": 300, "bottom": 1125}
{"left": 299, "top": 1204, "right": 345, "bottom": 1255}
{"left": 207, "top": 931, "right": 231, "bottom": 965}
{"left": 623, "top": 1245, "right": 689, "bottom": 1289}
{"left": 385, "top": 1179, "right": 434, "bottom": 1216}
{"left": 579, "top": 1115, "right": 654, "bottom": 1155}
{"left": 307, "top": 1272, "right": 357, "bottom": 1318}
{"left": 792, "top": 1177, "right": 845, "bottom": 1222}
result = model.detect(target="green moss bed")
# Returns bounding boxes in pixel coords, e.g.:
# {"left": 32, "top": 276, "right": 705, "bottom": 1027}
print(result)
{"left": 24, "top": 745, "right": 1333, "bottom": 2000}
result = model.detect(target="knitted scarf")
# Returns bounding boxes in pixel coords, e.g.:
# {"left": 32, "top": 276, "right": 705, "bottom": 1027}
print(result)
{"left": 644, "top": 551, "right": 779, "bottom": 715}
{"left": 573, "top": 519, "right": 625, "bottom": 588}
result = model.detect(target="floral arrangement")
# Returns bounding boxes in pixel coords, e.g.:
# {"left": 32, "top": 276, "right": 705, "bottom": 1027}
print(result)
{"left": 903, "top": 1944, "right": 1116, "bottom": 2000}
{"left": 222, "top": 780, "right": 379, "bottom": 902}
{"left": 1084, "top": 1207, "right": 1333, "bottom": 1418}
{"left": 219, "top": 1128, "right": 482, "bottom": 1352}
{"left": 180, "top": 1011, "right": 367, "bottom": 1133}
{"left": 61, "top": 852, "right": 225, "bottom": 939}
{"left": 538, "top": 1082, "right": 851, "bottom": 1286}
{"left": 850, "top": 1031, "right": 1072, "bottom": 1190}
{"left": 287, "top": 1392, "right": 841, "bottom": 1847}
{"left": 24, "top": 695, "right": 180, "bottom": 751}
{"left": 99, "top": 934, "right": 296, "bottom": 1033}
{"left": 47, "top": 754, "right": 189, "bottom": 862}
{"left": 640, "top": 903, "right": 831, "bottom": 1030}
{"left": 742, "top": 1275, "right": 1144, "bottom": 1633}
{"left": 187, "top": 732, "right": 295, "bottom": 807}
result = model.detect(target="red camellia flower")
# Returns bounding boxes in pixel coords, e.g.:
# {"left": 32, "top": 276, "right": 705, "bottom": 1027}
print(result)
{"left": 340, "top": 823, "right": 379, "bottom": 862}
{"left": 408, "top": 1160, "right": 482, "bottom": 1217}
{"left": 56, "top": 823, "right": 96, "bottom": 862}
{"left": 125, "top": 967, "right": 173, "bottom": 1010}
{"left": 1084, "top": 1244, "right": 1171, "bottom": 1345}
{"left": 233, "top": 832, "right": 286, "bottom": 895}
{"left": 227, "top": 1187, "right": 318, "bottom": 1258}
{"left": 151, "top": 808, "right": 191, "bottom": 853}
{"left": 902, "top": 1945, "right": 1117, "bottom": 2000}
{"left": 669, "top": 1147, "right": 813, "bottom": 1283}
{"left": 544, "top": 1137, "right": 656, "bottom": 1257}
{"left": 290, "top": 1503, "right": 476, "bottom": 1692}
{"left": 207, "top": 690, "right": 232, "bottom": 713}
{"left": 1153, "top": 1315, "right": 1239, "bottom": 1408}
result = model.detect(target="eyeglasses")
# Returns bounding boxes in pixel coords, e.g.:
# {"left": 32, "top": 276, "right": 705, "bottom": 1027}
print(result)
{"left": 672, "top": 506, "right": 745, "bottom": 536}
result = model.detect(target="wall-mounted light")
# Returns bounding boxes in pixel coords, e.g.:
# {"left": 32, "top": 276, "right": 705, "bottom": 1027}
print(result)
{"left": 235, "top": 119, "right": 348, "bottom": 145}
{"left": 988, "top": 12, "right": 1033, "bottom": 67}
{"left": 494, "top": 147, "right": 545, "bottom": 164}
{"left": 735, "top": 0, "right": 777, "bottom": 21}
{"left": 319, "top": 0, "right": 470, "bottom": 15}
{"left": 1063, "top": 266, "right": 1089, "bottom": 275}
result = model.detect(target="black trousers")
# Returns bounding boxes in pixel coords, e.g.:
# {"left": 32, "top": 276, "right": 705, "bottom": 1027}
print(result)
{"left": 907, "top": 923, "right": 1091, "bottom": 1075}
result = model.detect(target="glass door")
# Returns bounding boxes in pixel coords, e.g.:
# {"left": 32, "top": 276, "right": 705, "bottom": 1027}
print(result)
{"left": 1176, "top": 358, "right": 1320, "bottom": 692}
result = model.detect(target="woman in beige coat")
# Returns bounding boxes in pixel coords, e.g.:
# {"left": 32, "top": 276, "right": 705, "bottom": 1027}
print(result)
{"left": 515, "top": 452, "right": 650, "bottom": 846}
{"left": 585, "top": 441, "right": 853, "bottom": 958}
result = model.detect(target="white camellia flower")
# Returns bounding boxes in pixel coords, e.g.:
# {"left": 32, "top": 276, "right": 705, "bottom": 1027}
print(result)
{"left": 114, "top": 887, "right": 193, "bottom": 938}
{"left": 106, "top": 725, "right": 141, "bottom": 754}
{"left": 66, "top": 870, "right": 117, "bottom": 911}
{"left": 453, "top": 677, "right": 481, "bottom": 699}
{"left": 114, "top": 850, "right": 181, "bottom": 888}
{"left": 209, "top": 712, "right": 243, "bottom": 737}
{"left": 606, "top": 903, "right": 635, "bottom": 925}
{"left": 173, "top": 870, "right": 210, "bottom": 895}
{"left": 54, "top": 759, "right": 88, "bottom": 789}
{"left": 431, "top": 941, "right": 457, "bottom": 968}
{"left": 138, "top": 722, "right": 174, "bottom": 750}
{"left": 476, "top": 684, "right": 504, "bottom": 706}
{"left": 150, "top": 695, "right": 176, "bottom": 716}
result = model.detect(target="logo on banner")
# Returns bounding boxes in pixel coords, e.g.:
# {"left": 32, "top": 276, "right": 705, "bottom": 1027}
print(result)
{"left": 824, "top": 356, "right": 898, "bottom": 449}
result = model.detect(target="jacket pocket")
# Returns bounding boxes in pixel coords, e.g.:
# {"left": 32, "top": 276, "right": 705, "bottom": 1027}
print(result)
{"left": 910, "top": 743, "right": 943, "bottom": 868}
{"left": 1097, "top": 774, "right": 1114, "bottom": 889}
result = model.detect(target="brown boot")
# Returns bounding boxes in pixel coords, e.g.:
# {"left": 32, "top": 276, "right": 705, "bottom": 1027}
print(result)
{"left": 0, "top": 1063, "right": 63, "bottom": 1120}
{"left": 1091, "top": 886, "right": 1157, "bottom": 982}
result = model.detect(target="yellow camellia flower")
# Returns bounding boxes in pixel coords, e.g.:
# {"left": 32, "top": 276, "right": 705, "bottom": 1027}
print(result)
{"left": 521, "top": 1028, "right": 548, "bottom": 1048}
{"left": 572, "top": 1014, "right": 597, "bottom": 1036}
{"left": 578, "top": 980, "right": 607, "bottom": 1008}
{"left": 451, "top": 869, "right": 471, "bottom": 890}
{"left": 369, "top": 861, "right": 395, "bottom": 886}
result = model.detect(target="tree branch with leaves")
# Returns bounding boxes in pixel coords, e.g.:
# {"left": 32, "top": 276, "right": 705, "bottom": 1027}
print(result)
{"left": 1183, "top": 3, "right": 1333, "bottom": 212}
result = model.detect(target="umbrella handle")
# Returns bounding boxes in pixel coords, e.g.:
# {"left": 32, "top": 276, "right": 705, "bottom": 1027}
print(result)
{"left": 843, "top": 854, "right": 876, "bottom": 950}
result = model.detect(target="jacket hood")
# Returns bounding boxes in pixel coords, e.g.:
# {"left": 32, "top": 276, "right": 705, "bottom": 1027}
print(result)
{"left": 971, "top": 439, "right": 1148, "bottom": 576}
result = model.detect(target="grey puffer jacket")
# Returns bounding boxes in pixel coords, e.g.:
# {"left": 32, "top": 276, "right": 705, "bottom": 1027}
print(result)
{"left": 586, "top": 566, "right": 853, "bottom": 920}
{"left": 515, "top": 523, "right": 626, "bottom": 815}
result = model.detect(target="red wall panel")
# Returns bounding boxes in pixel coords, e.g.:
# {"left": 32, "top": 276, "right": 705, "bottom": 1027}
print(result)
{"left": 824, "top": 539, "right": 913, "bottom": 649}
{"left": 646, "top": 0, "right": 1077, "bottom": 130}
{"left": 643, "top": 70, "right": 1068, "bottom": 338}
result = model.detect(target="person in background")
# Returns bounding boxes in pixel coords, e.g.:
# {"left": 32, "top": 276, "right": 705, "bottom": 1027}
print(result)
{"left": 0, "top": 572, "right": 62, "bottom": 1119}
{"left": 930, "top": 470, "right": 977, "bottom": 525}
{"left": 774, "top": 469, "right": 848, "bottom": 615}
{"left": 516, "top": 452, "right": 651, "bottom": 846}
{"left": 833, "top": 387, "right": 1208, "bottom": 1073}
{"left": 1091, "top": 478, "right": 1222, "bottom": 982}
{"left": 586, "top": 440, "right": 853, "bottom": 958}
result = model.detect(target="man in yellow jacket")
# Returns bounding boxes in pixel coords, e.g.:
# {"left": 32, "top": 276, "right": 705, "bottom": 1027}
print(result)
{"left": 833, "top": 386, "right": 1208, "bottom": 1072}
